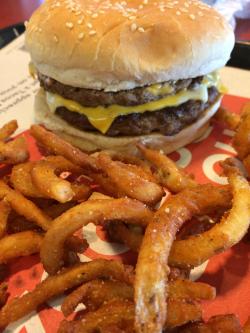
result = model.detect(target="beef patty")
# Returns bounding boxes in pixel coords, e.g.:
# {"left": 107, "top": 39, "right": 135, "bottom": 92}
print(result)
{"left": 38, "top": 73, "right": 219, "bottom": 137}
{"left": 38, "top": 73, "right": 203, "bottom": 107}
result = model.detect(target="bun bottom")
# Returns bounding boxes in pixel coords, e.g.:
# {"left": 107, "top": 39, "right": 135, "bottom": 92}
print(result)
{"left": 34, "top": 89, "right": 222, "bottom": 155}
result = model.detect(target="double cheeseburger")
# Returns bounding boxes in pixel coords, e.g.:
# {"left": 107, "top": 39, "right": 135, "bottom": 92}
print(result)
{"left": 25, "top": 0, "right": 234, "bottom": 154}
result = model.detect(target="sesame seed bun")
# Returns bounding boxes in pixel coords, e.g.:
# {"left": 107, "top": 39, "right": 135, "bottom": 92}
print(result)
{"left": 34, "top": 88, "right": 221, "bottom": 154}
{"left": 25, "top": 0, "right": 234, "bottom": 91}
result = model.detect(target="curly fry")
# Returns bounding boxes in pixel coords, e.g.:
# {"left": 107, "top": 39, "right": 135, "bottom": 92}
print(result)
{"left": 0, "top": 200, "right": 10, "bottom": 239}
{"left": 41, "top": 198, "right": 152, "bottom": 274}
{"left": 0, "top": 259, "right": 133, "bottom": 328}
{"left": 213, "top": 107, "right": 241, "bottom": 130}
{"left": 98, "top": 153, "right": 164, "bottom": 205}
{"left": 11, "top": 161, "right": 43, "bottom": 198}
{"left": 0, "top": 283, "right": 8, "bottom": 309}
{"left": 0, "top": 137, "right": 29, "bottom": 165}
{"left": 170, "top": 169, "right": 250, "bottom": 268}
{"left": 135, "top": 184, "right": 231, "bottom": 333}
{"left": 59, "top": 298, "right": 201, "bottom": 332}
{"left": 233, "top": 112, "right": 250, "bottom": 160}
{"left": 31, "top": 156, "right": 83, "bottom": 203}
{"left": 0, "top": 120, "right": 18, "bottom": 141}
{"left": 0, "top": 180, "right": 51, "bottom": 231}
{"left": 62, "top": 279, "right": 134, "bottom": 316}
{"left": 30, "top": 125, "right": 98, "bottom": 171}
{"left": 137, "top": 144, "right": 197, "bottom": 193}
{"left": 181, "top": 314, "right": 242, "bottom": 333}
{"left": 0, "top": 231, "right": 43, "bottom": 264}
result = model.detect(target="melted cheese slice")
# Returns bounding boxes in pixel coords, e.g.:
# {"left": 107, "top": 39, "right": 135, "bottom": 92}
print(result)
{"left": 46, "top": 72, "right": 222, "bottom": 134}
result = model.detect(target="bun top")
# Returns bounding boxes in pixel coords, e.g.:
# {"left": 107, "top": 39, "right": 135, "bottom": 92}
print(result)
{"left": 25, "top": 0, "right": 234, "bottom": 91}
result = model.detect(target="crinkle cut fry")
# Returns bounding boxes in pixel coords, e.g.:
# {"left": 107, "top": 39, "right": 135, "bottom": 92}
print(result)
{"left": 169, "top": 171, "right": 250, "bottom": 268}
{"left": 0, "top": 259, "right": 133, "bottom": 328}
{"left": 30, "top": 125, "right": 99, "bottom": 171}
{"left": 135, "top": 184, "right": 231, "bottom": 333}
{"left": 137, "top": 144, "right": 197, "bottom": 193}
{"left": 0, "top": 231, "right": 43, "bottom": 264}
{"left": 40, "top": 198, "right": 152, "bottom": 275}
{"left": 0, "top": 120, "right": 18, "bottom": 141}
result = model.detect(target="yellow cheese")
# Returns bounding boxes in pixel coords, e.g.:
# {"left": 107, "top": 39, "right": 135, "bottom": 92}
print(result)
{"left": 146, "top": 83, "right": 174, "bottom": 95}
{"left": 29, "top": 62, "right": 37, "bottom": 79}
{"left": 46, "top": 84, "right": 209, "bottom": 134}
{"left": 46, "top": 71, "right": 224, "bottom": 134}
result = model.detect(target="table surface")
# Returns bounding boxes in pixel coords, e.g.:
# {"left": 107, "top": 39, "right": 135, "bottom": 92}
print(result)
{"left": 0, "top": 0, "right": 250, "bottom": 41}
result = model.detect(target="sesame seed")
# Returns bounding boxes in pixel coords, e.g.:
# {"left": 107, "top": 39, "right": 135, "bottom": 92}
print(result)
{"left": 75, "top": 10, "right": 82, "bottom": 15}
{"left": 38, "top": 28, "right": 42, "bottom": 32}
{"left": 78, "top": 32, "right": 85, "bottom": 40}
{"left": 160, "top": 7, "right": 165, "bottom": 12}
{"left": 130, "top": 23, "right": 137, "bottom": 32}
{"left": 89, "top": 30, "right": 97, "bottom": 35}
{"left": 87, "top": 22, "right": 93, "bottom": 29}
{"left": 138, "top": 27, "right": 145, "bottom": 33}
{"left": 143, "top": 0, "right": 148, "bottom": 4}
{"left": 66, "top": 22, "right": 74, "bottom": 29}
{"left": 53, "top": 35, "right": 59, "bottom": 42}
{"left": 129, "top": 15, "right": 136, "bottom": 20}
{"left": 198, "top": 11, "right": 204, "bottom": 16}
{"left": 86, "top": 10, "right": 92, "bottom": 15}
{"left": 189, "top": 14, "right": 196, "bottom": 20}
{"left": 176, "top": 10, "right": 181, "bottom": 15}
{"left": 92, "top": 13, "right": 98, "bottom": 18}
{"left": 78, "top": 18, "right": 84, "bottom": 24}
{"left": 99, "top": 10, "right": 105, "bottom": 14}
{"left": 138, "top": 4, "right": 143, "bottom": 9}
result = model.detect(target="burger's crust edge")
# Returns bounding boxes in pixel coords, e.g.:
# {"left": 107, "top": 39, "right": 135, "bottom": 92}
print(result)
{"left": 34, "top": 88, "right": 221, "bottom": 155}
{"left": 25, "top": 0, "right": 235, "bottom": 91}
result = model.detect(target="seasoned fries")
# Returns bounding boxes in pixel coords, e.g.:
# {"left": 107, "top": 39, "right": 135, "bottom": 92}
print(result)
{"left": 0, "top": 137, "right": 29, "bottom": 165}
{"left": 31, "top": 156, "right": 83, "bottom": 202}
{"left": 0, "top": 200, "right": 10, "bottom": 239}
{"left": 0, "top": 116, "right": 249, "bottom": 333}
{"left": 30, "top": 125, "right": 98, "bottom": 171}
{"left": 98, "top": 153, "right": 164, "bottom": 205}
{"left": 180, "top": 314, "right": 242, "bottom": 333}
{"left": 0, "top": 259, "right": 133, "bottom": 328}
{"left": 0, "top": 120, "right": 18, "bottom": 141}
{"left": 213, "top": 107, "right": 241, "bottom": 130}
{"left": 0, "top": 180, "right": 52, "bottom": 230}
{"left": 137, "top": 144, "right": 197, "bottom": 193}
{"left": 0, "top": 231, "right": 43, "bottom": 264}
{"left": 0, "top": 121, "right": 29, "bottom": 165}
{"left": 0, "top": 283, "right": 8, "bottom": 309}
{"left": 135, "top": 184, "right": 232, "bottom": 333}
{"left": 41, "top": 198, "right": 152, "bottom": 274}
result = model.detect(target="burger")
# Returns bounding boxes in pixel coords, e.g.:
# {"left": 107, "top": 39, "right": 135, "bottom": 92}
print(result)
{"left": 25, "top": 0, "right": 234, "bottom": 154}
